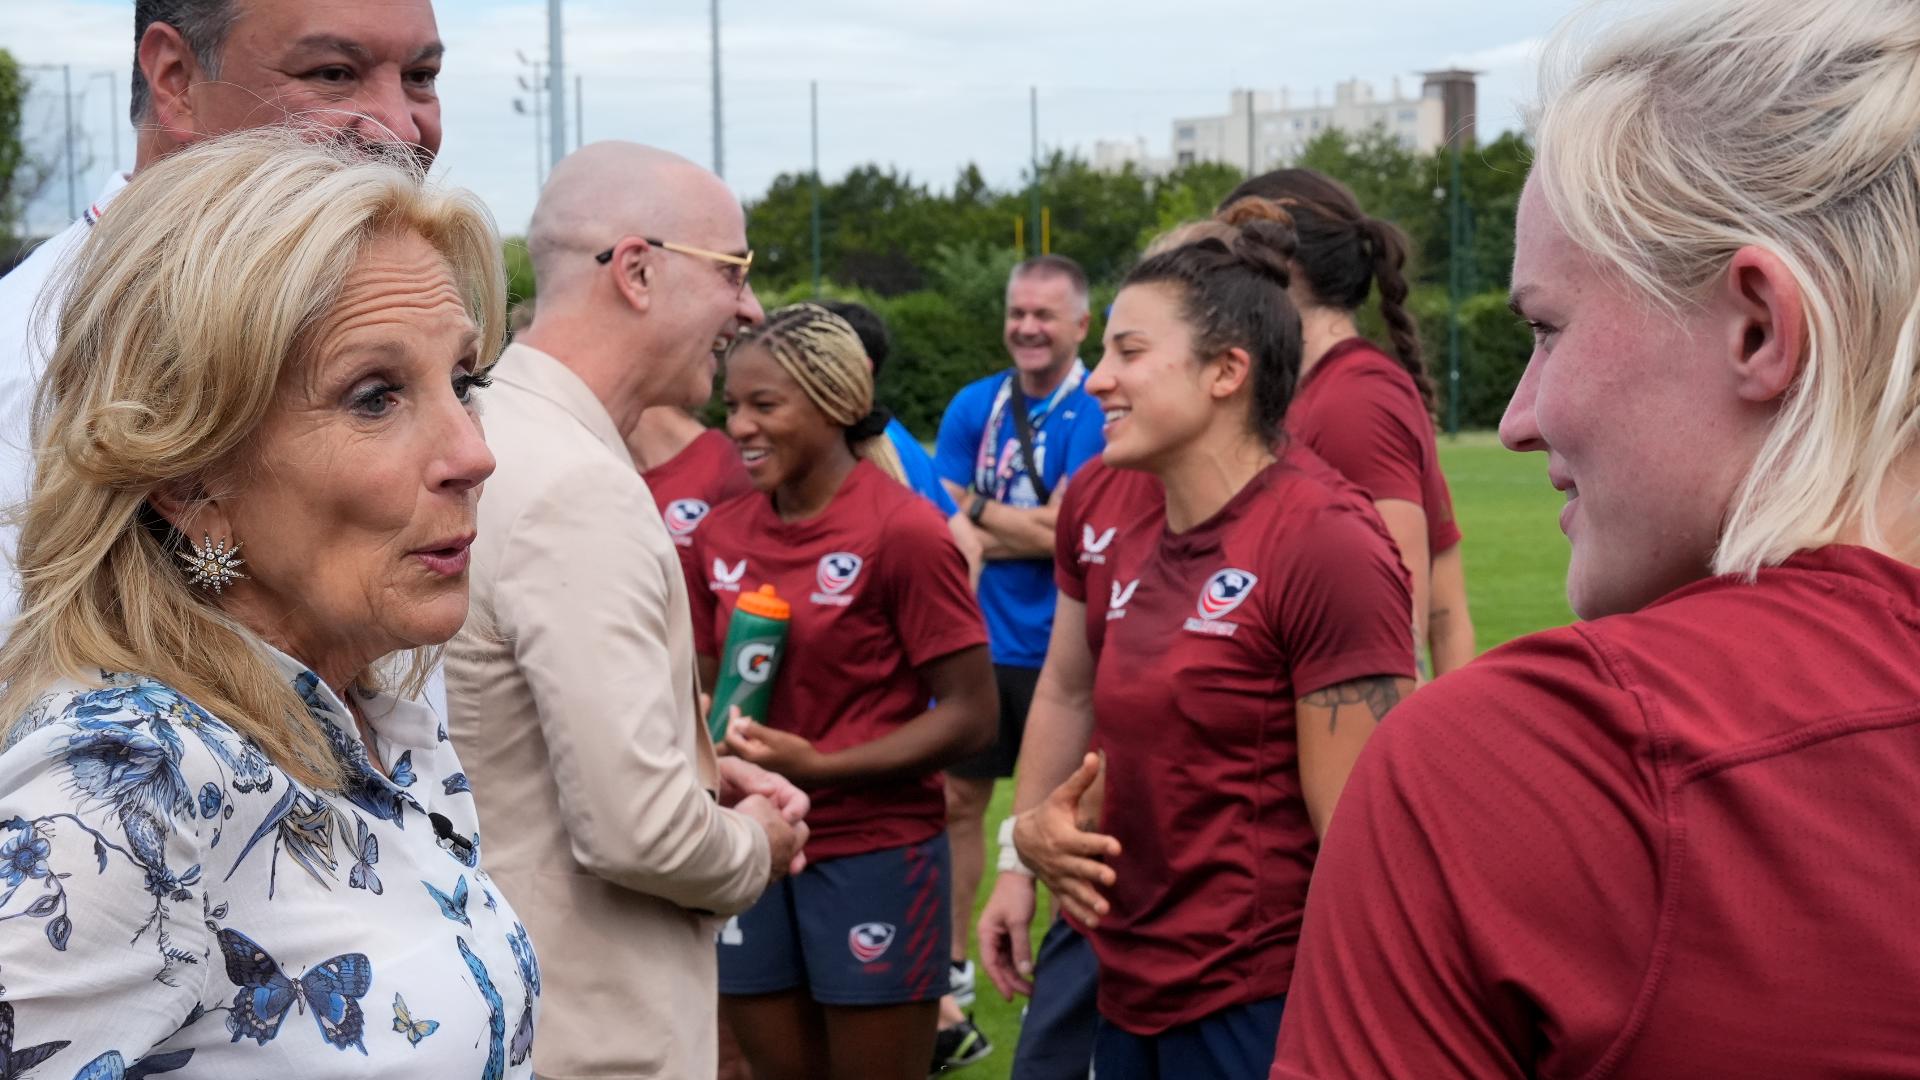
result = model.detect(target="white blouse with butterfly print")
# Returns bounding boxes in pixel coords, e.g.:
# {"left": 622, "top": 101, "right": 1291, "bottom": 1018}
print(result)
{"left": 0, "top": 644, "right": 537, "bottom": 1079}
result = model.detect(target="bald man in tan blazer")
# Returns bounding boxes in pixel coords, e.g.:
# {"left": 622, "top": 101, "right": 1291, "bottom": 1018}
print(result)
{"left": 449, "top": 142, "right": 807, "bottom": 1079}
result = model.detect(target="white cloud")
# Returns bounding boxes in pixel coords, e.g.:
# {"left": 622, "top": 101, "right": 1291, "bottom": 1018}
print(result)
{"left": 5, "top": 0, "right": 1579, "bottom": 237}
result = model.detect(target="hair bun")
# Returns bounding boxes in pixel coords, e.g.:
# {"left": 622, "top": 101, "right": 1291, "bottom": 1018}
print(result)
{"left": 844, "top": 407, "right": 894, "bottom": 443}
{"left": 1218, "top": 195, "right": 1293, "bottom": 230}
{"left": 1214, "top": 196, "right": 1297, "bottom": 288}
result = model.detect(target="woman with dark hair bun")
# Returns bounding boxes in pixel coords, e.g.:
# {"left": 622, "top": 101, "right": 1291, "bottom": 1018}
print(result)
{"left": 1001, "top": 209, "right": 1417, "bottom": 1079}
{"left": 1221, "top": 169, "right": 1475, "bottom": 677}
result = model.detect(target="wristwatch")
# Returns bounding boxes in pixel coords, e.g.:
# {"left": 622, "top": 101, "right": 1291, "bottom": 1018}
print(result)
{"left": 968, "top": 496, "right": 989, "bottom": 526}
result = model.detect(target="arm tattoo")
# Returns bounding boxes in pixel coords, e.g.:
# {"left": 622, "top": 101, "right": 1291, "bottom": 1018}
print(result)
{"left": 1302, "top": 676, "right": 1404, "bottom": 734}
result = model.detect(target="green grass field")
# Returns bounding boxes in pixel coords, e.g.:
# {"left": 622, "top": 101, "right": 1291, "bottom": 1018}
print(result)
{"left": 953, "top": 431, "right": 1573, "bottom": 1078}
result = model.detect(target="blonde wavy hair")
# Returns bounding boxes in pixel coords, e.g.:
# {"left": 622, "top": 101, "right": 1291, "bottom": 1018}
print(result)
{"left": 729, "top": 303, "right": 907, "bottom": 484}
{"left": 0, "top": 127, "right": 506, "bottom": 789}
{"left": 1534, "top": 0, "right": 1920, "bottom": 577}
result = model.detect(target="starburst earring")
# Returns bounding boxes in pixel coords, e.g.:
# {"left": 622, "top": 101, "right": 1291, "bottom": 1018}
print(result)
{"left": 177, "top": 534, "right": 247, "bottom": 594}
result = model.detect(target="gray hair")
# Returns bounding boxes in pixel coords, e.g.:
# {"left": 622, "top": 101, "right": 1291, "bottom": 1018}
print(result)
{"left": 131, "top": 0, "right": 240, "bottom": 123}
{"left": 1007, "top": 254, "right": 1090, "bottom": 315}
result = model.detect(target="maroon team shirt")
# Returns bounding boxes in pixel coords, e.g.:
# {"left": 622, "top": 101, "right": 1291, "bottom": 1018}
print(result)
{"left": 1090, "top": 446, "right": 1414, "bottom": 1035}
{"left": 1272, "top": 545, "right": 1920, "bottom": 1079}
{"left": 689, "top": 461, "right": 988, "bottom": 862}
{"left": 1289, "top": 338, "right": 1462, "bottom": 554}
{"left": 1054, "top": 456, "right": 1165, "bottom": 662}
{"left": 642, "top": 428, "right": 755, "bottom": 548}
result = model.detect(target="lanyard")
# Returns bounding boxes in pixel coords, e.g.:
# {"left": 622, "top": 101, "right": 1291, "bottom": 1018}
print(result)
{"left": 972, "top": 361, "right": 1086, "bottom": 499}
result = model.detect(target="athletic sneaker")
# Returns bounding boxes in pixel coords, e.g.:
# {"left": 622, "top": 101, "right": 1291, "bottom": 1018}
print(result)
{"left": 929, "top": 1015, "right": 992, "bottom": 1076}
{"left": 949, "top": 959, "right": 977, "bottom": 1008}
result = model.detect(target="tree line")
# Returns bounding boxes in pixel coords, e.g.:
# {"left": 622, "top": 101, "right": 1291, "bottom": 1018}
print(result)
{"left": 719, "top": 127, "right": 1536, "bottom": 435}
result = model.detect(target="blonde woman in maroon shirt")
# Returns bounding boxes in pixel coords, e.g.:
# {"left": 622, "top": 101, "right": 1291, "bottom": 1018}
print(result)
{"left": 1272, "top": 0, "right": 1920, "bottom": 1076}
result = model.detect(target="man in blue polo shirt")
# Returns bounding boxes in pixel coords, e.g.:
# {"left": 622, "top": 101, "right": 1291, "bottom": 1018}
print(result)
{"left": 934, "top": 254, "right": 1105, "bottom": 1058}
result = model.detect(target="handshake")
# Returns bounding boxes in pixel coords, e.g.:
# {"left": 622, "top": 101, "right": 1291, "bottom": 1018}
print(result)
{"left": 719, "top": 755, "right": 811, "bottom": 880}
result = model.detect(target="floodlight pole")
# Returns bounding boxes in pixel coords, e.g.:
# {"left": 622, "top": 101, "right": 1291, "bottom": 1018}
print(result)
{"left": 547, "top": 0, "right": 566, "bottom": 168}
{"left": 1029, "top": 85, "right": 1040, "bottom": 257}
{"left": 1245, "top": 88, "right": 1255, "bottom": 175}
{"left": 810, "top": 80, "right": 822, "bottom": 297}
{"left": 61, "top": 65, "right": 75, "bottom": 219}
{"left": 711, "top": 0, "right": 724, "bottom": 177}
{"left": 1447, "top": 143, "right": 1463, "bottom": 436}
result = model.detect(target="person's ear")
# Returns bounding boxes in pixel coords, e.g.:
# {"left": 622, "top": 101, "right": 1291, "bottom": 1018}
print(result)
{"left": 1720, "top": 245, "right": 1806, "bottom": 404}
{"left": 147, "top": 480, "right": 232, "bottom": 546}
{"left": 138, "top": 21, "right": 208, "bottom": 143}
{"left": 608, "top": 240, "right": 654, "bottom": 315}
{"left": 1208, "top": 346, "right": 1254, "bottom": 401}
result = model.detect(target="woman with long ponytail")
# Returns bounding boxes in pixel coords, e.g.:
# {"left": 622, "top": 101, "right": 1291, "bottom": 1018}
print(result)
{"left": 1221, "top": 169, "right": 1475, "bottom": 677}
{"left": 688, "top": 303, "right": 997, "bottom": 1080}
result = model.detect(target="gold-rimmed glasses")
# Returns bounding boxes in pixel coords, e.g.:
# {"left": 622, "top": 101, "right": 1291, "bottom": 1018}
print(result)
{"left": 596, "top": 237, "right": 753, "bottom": 294}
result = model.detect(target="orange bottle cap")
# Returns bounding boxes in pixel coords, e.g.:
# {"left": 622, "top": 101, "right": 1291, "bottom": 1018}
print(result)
{"left": 735, "top": 584, "right": 791, "bottom": 621}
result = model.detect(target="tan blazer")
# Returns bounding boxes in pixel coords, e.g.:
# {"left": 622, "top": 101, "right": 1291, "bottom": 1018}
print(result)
{"left": 449, "top": 343, "right": 770, "bottom": 1080}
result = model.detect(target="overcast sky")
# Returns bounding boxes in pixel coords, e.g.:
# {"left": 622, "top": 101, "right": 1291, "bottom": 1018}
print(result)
{"left": 5, "top": 0, "right": 1579, "bottom": 238}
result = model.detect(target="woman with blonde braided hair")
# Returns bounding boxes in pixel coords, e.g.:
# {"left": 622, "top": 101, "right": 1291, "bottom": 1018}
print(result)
{"left": 688, "top": 303, "right": 997, "bottom": 1080}
{"left": 733, "top": 302, "right": 909, "bottom": 483}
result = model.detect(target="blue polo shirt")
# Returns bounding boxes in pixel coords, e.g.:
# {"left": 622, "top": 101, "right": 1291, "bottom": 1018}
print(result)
{"left": 886, "top": 417, "right": 959, "bottom": 517}
{"left": 934, "top": 368, "right": 1106, "bottom": 668}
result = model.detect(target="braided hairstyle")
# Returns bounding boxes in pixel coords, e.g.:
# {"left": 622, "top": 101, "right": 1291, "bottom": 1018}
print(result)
{"left": 1122, "top": 201, "right": 1304, "bottom": 444}
{"left": 1220, "top": 169, "right": 1435, "bottom": 413}
{"left": 729, "top": 303, "right": 907, "bottom": 485}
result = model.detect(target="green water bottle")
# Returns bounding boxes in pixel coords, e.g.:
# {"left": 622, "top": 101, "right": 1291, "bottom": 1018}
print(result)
{"left": 707, "top": 584, "right": 791, "bottom": 744}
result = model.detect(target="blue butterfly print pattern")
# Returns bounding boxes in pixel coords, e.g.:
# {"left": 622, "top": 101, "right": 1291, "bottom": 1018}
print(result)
{"left": 292, "top": 674, "right": 417, "bottom": 826}
{"left": 390, "top": 993, "right": 439, "bottom": 1047}
{"left": 441, "top": 773, "right": 470, "bottom": 796}
{"left": 70, "top": 1048, "right": 194, "bottom": 1079}
{"left": 0, "top": 1000, "right": 70, "bottom": 1079}
{"left": 348, "top": 815, "right": 381, "bottom": 895}
{"left": 422, "top": 875, "right": 470, "bottom": 927}
{"left": 457, "top": 937, "right": 505, "bottom": 1080}
{"left": 388, "top": 752, "right": 415, "bottom": 790}
{"left": 506, "top": 923, "right": 539, "bottom": 1067}
{"left": 217, "top": 928, "right": 373, "bottom": 1054}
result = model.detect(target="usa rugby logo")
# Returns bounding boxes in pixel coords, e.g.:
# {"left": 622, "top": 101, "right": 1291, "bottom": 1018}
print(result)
{"left": 1197, "top": 569, "right": 1259, "bottom": 621}
{"left": 1081, "top": 525, "right": 1116, "bottom": 565}
{"left": 665, "top": 498, "right": 711, "bottom": 539}
{"left": 816, "top": 552, "right": 863, "bottom": 595}
{"left": 848, "top": 921, "right": 896, "bottom": 963}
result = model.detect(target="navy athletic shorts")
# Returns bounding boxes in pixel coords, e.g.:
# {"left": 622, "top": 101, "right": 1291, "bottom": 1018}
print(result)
{"left": 717, "top": 833, "right": 950, "bottom": 1006}
{"left": 1011, "top": 915, "right": 1100, "bottom": 1080}
{"left": 1091, "top": 994, "right": 1286, "bottom": 1080}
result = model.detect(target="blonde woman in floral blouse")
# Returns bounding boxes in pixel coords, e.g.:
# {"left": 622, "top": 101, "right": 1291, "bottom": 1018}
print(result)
{"left": 0, "top": 128, "right": 536, "bottom": 1078}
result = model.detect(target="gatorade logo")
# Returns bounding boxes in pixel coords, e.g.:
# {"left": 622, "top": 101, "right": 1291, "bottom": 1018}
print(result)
{"left": 811, "top": 552, "right": 862, "bottom": 607}
{"left": 736, "top": 642, "right": 776, "bottom": 685}
{"left": 665, "top": 499, "right": 711, "bottom": 543}
{"left": 848, "top": 922, "right": 896, "bottom": 963}
{"left": 1081, "top": 525, "right": 1116, "bottom": 565}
